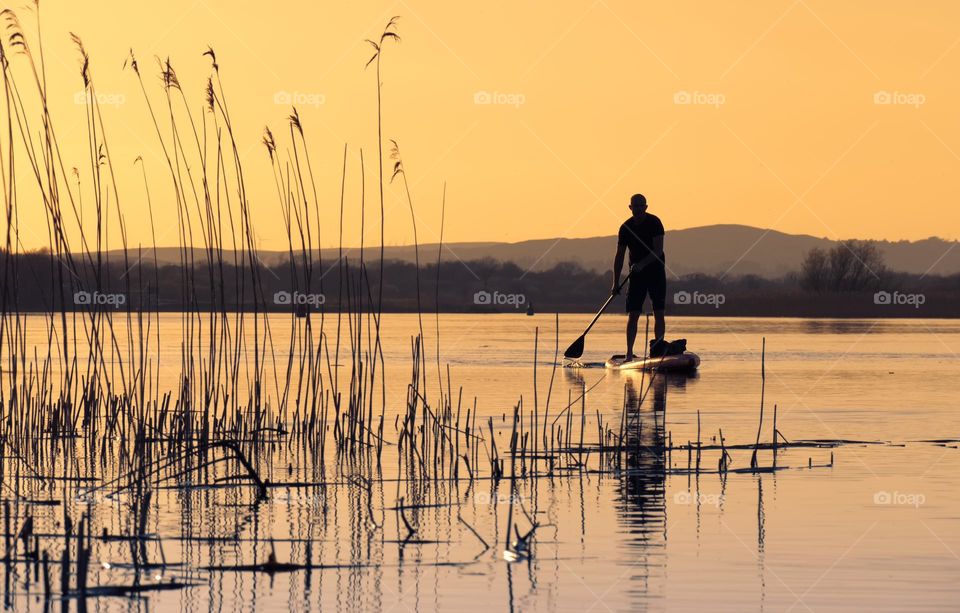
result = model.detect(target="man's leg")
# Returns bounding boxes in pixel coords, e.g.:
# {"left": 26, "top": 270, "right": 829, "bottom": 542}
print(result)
{"left": 654, "top": 309, "right": 665, "bottom": 341}
{"left": 626, "top": 311, "right": 641, "bottom": 360}
{"left": 651, "top": 266, "right": 667, "bottom": 342}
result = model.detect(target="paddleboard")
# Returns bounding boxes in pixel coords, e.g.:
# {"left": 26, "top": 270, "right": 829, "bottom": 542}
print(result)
{"left": 605, "top": 352, "right": 700, "bottom": 372}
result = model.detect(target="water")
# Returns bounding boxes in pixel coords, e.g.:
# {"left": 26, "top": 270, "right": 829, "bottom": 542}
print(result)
{"left": 6, "top": 315, "right": 960, "bottom": 611}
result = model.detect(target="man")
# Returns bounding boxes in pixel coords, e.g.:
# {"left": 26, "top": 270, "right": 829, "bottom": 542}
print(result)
{"left": 611, "top": 193, "right": 665, "bottom": 361}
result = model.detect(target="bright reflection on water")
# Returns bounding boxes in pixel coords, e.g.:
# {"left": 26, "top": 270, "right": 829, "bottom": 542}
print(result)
{"left": 5, "top": 315, "right": 959, "bottom": 611}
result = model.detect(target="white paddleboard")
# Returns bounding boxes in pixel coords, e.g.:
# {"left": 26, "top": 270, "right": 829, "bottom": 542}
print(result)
{"left": 605, "top": 352, "right": 700, "bottom": 372}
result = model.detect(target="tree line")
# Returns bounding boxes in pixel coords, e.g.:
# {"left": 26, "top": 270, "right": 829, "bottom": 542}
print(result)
{"left": 1, "top": 245, "right": 956, "bottom": 316}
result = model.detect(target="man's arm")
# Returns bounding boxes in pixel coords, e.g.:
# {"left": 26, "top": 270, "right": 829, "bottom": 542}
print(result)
{"left": 611, "top": 242, "right": 627, "bottom": 295}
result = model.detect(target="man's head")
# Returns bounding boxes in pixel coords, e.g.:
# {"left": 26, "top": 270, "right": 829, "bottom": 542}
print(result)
{"left": 629, "top": 193, "right": 648, "bottom": 218}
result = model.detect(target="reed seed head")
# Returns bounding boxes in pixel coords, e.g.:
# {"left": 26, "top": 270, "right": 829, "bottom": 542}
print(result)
{"left": 69, "top": 33, "right": 90, "bottom": 86}
{"left": 203, "top": 46, "right": 218, "bottom": 72}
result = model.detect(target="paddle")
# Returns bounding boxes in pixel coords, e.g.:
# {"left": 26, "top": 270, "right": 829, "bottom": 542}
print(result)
{"left": 563, "top": 273, "right": 631, "bottom": 359}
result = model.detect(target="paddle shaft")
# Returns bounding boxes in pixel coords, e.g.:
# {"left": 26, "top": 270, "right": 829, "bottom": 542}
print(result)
{"left": 581, "top": 273, "right": 631, "bottom": 337}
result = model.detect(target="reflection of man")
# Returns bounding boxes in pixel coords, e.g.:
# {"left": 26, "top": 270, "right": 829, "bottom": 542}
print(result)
{"left": 622, "top": 373, "right": 667, "bottom": 471}
{"left": 611, "top": 194, "right": 665, "bottom": 361}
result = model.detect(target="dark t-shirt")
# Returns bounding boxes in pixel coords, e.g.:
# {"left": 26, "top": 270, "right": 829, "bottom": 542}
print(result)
{"left": 618, "top": 214, "right": 665, "bottom": 270}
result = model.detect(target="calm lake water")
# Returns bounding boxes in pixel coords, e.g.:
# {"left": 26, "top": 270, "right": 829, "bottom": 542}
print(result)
{"left": 9, "top": 314, "right": 960, "bottom": 611}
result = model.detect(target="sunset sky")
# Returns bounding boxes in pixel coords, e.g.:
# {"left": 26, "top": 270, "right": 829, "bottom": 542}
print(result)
{"left": 6, "top": 0, "right": 960, "bottom": 251}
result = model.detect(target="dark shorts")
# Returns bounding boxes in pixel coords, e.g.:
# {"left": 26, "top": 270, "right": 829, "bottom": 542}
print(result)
{"left": 626, "top": 265, "right": 666, "bottom": 313}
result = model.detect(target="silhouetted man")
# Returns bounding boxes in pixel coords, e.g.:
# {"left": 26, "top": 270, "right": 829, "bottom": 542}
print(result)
{"left": 612, "top": 193, "right": 665, "bottom": 361}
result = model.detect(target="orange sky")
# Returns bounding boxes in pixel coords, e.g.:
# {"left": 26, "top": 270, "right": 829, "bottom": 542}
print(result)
{"left": 4, "top": 0, "right": 960, "bottom": 251}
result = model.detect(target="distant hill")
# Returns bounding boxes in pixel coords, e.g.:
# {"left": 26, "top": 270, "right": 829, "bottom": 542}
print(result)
{"left": 103, "top": 224, "right": 960, "bottom": 279}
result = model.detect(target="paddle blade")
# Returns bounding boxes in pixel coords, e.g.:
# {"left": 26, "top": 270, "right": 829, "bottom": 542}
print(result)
{"left": 563, "top": 335, "right": 585, "bottom": 359}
